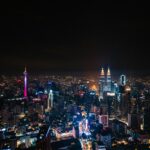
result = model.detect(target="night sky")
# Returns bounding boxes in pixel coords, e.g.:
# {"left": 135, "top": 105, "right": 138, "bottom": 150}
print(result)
{"left": 0, "top": 1, "right": 149, "bottom": 73}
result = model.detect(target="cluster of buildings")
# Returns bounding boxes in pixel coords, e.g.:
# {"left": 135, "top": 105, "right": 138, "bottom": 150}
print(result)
{"left": 98, "top": 67, "right": 150, "bottom": 148}
{"left": 0, "top": 67, "right": 150, "bottom": 149}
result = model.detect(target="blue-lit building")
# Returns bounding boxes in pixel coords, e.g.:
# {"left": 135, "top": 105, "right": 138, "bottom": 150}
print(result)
{"left": 120, "top": 74, "right": 126, "bottom": 86}
{"left": 99, "top": 68, "right": 105, "bottom": 100}
{"left": 99, "top": 68, "right": 114, "bottom": 100}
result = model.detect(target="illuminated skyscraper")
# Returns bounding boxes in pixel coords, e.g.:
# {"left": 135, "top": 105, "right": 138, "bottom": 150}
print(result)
{"left": 106, "top": 67, "right": 111, "bottom": 91}
{"left": 99, "top": 67, "right": 112, "bottom": 100}
{"left": 99, "top": 68, "right": 105, "bottom": 100}
{"left": 49, "top": 90, "right": 54, "bottom": 108}
{"left": 120, "top": 74, "right": 126, "bottom": 86}
{"left": 23, "top": 67, "right": 28, "bottom": 97}
{"left": 47, "top": 90, "right": 54, "bottom": 110}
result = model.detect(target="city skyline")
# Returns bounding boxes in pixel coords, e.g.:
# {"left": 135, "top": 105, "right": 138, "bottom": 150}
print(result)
{"left": 0, "top": 2, "right": 150, "bottom": 148}
{"left": 0, "top": 1, "right": 149, "bottom": 73}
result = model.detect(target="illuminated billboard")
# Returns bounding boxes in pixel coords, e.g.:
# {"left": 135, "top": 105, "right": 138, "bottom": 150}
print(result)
{"left": 107, "top": 92, "right": 115, "bottom": 96}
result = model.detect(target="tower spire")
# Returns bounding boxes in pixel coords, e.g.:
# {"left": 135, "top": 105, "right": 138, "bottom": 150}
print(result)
{"left": 100, "top": 67, "right": 105, "bottom": 76}
{"left": 107, "top": 67, "right": 111, "bottom": 76}
{"left": 24, "top": 66, "right": 27, "bottom": 72}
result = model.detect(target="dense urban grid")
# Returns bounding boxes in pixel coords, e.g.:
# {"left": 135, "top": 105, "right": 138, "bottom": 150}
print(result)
{"left": 0, "top": 0, "right": 149, "bottom": 149}
{"left": 0, "top": 67, "right": 150, "bottom": 150}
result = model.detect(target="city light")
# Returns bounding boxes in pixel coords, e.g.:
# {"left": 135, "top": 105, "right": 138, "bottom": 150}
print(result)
{"left": 0, "top": 67, "right": 150, "bottom": 149}
{"left": 0, "top": 1, "right": 148, "bottom": 149}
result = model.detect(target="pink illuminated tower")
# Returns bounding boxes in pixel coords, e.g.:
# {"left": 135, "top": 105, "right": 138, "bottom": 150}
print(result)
{"left": 23, "top": 67, "right": 28, "bottom": 97}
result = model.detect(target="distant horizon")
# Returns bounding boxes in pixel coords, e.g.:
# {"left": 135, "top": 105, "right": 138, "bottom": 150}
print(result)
{"left": 0, "top": 67, "right": 150, "bottom": 77}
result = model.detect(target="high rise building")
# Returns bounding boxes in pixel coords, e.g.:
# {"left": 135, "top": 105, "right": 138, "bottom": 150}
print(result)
{"left": 120, "top": 74, "right": 126, "bottom": 86}
{"left": 99, "top": 68, "right": 105, "bottom": 100}
{"left": 106, "top": 68, "right": 111, "bottom": 92}
{"left": 23, "top": 67, "right": 28, "bottom": 97}
{"left": 99, "top": 67, "right": 112, "bottom": 100}
{"left": 46, "top": 90, "right": 54, "bottom": 111}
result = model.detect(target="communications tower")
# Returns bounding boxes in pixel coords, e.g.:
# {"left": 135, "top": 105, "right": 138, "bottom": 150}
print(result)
{"left": 24, "top": 67, "right": 28, "bottom": 97}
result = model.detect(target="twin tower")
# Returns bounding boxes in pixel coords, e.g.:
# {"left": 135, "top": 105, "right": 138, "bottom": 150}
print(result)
{"left": 99, "top": 68, "right": 112, "bottom": 100}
